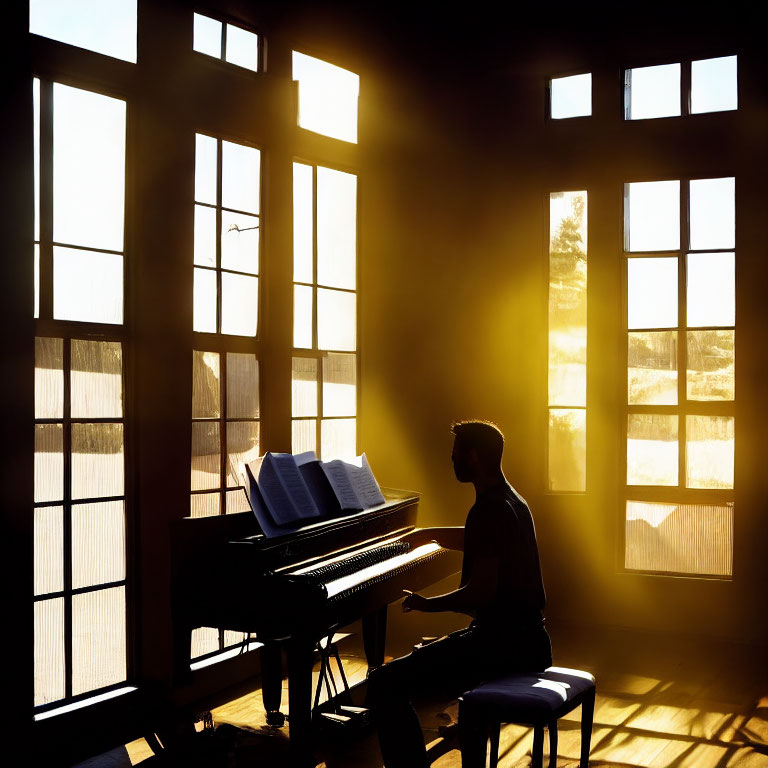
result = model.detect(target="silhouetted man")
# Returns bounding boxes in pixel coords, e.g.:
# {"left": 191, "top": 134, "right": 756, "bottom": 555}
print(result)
{"left": 367, "top": 420, "right": 551, "bottom": 768}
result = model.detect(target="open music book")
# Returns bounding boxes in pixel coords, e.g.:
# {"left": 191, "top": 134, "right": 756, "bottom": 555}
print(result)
{"left": 243, "top": 451, "right": 385, "bottom": 535}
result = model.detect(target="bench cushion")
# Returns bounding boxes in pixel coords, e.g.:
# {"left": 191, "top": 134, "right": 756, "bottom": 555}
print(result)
{"left": 460, "top": 666, "right": 595, "bottom": 721}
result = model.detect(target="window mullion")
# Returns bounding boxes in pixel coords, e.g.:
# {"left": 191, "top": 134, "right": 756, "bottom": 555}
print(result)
{"left": 62, "top": 337, "right": 73, "bottom": 699}
{"left": 39, "top": 79, "right": 54, "bottom": 321}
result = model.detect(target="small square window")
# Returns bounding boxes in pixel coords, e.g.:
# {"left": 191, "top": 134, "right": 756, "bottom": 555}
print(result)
{"left": 193, "top": 13, "right": 259, "bottom": 74}
{"left": 292, "top": 51, "right": 359, "bottom": 143}
{"left": 626, "top": 63, "right": 681, "bottom": 120}
{"left": 193, "top": 13, "right": 222, "bottom": 58}
{"left": 691, "top": 55, "right": 737, "bottom": 114}
{"left": 550, "top": 73, "right": 592, "bottom": 119}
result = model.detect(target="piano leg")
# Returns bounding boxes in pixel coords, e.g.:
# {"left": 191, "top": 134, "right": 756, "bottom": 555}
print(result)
{"left": 260, "top": 643, "right": 286, "bottom": 726}
{"left": 286, "top": 636, "right": 316, "bottom": 768}
{"left": 362, "top": 605, "right": 388, "bottom": 670}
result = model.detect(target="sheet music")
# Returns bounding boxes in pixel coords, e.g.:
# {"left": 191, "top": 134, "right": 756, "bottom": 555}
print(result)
{"left": 264, "top": 453, "right": 321, "bottom": 524}
{"left": 243, "top": 462, "right": 284, "bottom": 537}
{"left": 320, "top": 461, "right": 364, "bottom": 510}
{"left": 348, "top": 454, "right": 386, "bottom": 508}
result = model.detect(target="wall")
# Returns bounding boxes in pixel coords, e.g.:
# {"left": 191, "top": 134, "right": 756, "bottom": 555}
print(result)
{"left": 357, "top": 7, "right": 768, "bottom": 646}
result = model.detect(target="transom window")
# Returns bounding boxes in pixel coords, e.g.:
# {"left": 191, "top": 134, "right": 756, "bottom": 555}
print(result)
{"left": 625, "top": 55, "right": 737, "bottom": 120}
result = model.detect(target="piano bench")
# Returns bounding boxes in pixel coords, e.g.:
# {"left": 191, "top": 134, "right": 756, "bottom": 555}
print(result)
{"left": 458, "top": 666, "right": 596, "bottom": 768}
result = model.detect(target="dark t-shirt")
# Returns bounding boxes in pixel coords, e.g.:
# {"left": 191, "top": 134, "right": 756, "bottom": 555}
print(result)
{"left": 460, "top": 481, "right": 546, "bottom": 634}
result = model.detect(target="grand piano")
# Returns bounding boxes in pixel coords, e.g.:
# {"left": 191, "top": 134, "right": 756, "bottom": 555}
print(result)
{"left": 171, "top": 488, "right": 462, "bottom": 765}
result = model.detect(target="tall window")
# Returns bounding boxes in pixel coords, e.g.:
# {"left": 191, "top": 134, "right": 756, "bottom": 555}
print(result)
{"left": 191, "top": 133, "right": 262, "bottom": 659}
{"left": 33, "top": 79, "right": 128, "bottom": 707}
{"left": 292, "top": 162, "right": 358, "bottom": 459}
{"left": 548, "top": 191, "right": 588, "bottom": 491}
{"left": 623, "top": 177, "right": 735, "bottom": 576}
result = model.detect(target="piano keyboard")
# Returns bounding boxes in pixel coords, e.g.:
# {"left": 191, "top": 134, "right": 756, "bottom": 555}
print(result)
{"left": 322, "top": 542, "right": 443, "bottom": 599}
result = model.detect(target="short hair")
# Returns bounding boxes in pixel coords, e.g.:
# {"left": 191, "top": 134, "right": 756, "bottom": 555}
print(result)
{"left": 450, "top": 420, "right": 504, "bottom": 467}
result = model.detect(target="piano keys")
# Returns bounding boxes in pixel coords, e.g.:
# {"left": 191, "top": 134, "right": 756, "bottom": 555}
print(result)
{"left": 171, "top": 489, "right": 462, "bottom": 766}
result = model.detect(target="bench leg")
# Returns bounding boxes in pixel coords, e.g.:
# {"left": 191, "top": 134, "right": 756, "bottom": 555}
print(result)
{"left": 489, "top": 723, "right": 500, "bottom": 768}
{"left": 580, "top": 689, "right": 596, "bottom": 768}
{"left": 548, "top": 720, "right": 558, "bottom": 768}
{"left": 458, "top": 701, "right": 491, "bottom": 768}
{"left": 532, "top": 725, "right": 544, "bottom": 768}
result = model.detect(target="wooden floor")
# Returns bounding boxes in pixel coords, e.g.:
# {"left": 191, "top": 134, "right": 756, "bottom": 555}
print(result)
{"left": 76, "top": 622, "right": 768, "bottom": 768}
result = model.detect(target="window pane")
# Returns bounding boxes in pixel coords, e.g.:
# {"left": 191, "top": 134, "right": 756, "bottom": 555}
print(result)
{"left": 71, "top": 423, "right": 124, "bottom": 499}
{"left": 226, "top": 489, "right": 252, "bottom": 514}
{"left": 222, "top": 141, "right": 260, "bottom": 215}
{"left": 221, "top": 273, "right": 258, "bottom": 336}
{"left": 191, "top": 421, "right": 220, "bottom": 490}
{"left": 627, "top": 414, "right": 678, "bottom": 486}
{"left": 35, "top": 424, "right": 63, "bottom": 503}
{"left": 35, "top": 337, "right": 63, "bottom": 419}
{"left": 292, "top": 419, "right": 317, "bottom": 455}
{"left": 35, "top": 506, "right": 63, "bottom": 595}
{"left": 691, "top": 55, "right": 737, "bottom": 114}
{"left": 192, "top": 351, "right": 220, "bottom": 418}
{"left": 221, "top": 210, "right": 259, "bottom": 275}
{"left": 627, "top": 258, "right": 678, "bottom": 329}
{"left": 626, "top": 63, "right": 681, "bottom": 120}
{"left": 321, "top": 418, "right": 356, "bottom": 460}
{"left": 191, "top": 492, "right": 220, "bottom": 518}
{"left": 226, "top": 421, "right": 260, "bottom": 487}
{"left": 30, "top": 0, "right": 137, "bottom": 63}
{"left": 193, "top": 13, "right": 222, "bottom": 58}
{"left": 53, "top": 84, "right": 125, "bottom": 252}
{"left": 628, "top": 331, "right": 677, "bottom": 405}
{"left": 687, "top": 330, "right": 734, "bottom": 401}
{"left": 71, "top": 340, "right": 122, "bottom": 419}
{"left": 323, "top": 353, "right": 356, "bottom": 417}
{"left": 227, "top": 353, "right": 259, "bottom": 418}
{"left": 195, "top": 133, "right": 217, "bottom": 205}
{"left": 225, "top": 24, "right": 259, "bottom": 72}
{"left": 686, "top": 252, "right": 735, "bottom": 328}
{"left": 626, "top": 181, "right": 680, "bottom": 252}
{"left": 689, "top": 177, "right": 735, "bottom": 250}
{"left": 53, "top": 247, "right": 123, "bottom": 324}
{"left": 35, "top": 598, "right": 65, "bottom": 706}
{"left": 549, "top": 191, "right": 587, "bottom": 407}
{"left": 194, "top": 205, "right": 216, "bottom": 267}
{"left": 317, "top": 289, "right": 356, "bottom": 351}
{"left": 292, "top": 51, "right": 359, "bottom": 143}
{"left": 625, "top": 501, "right": 733, "bottom": 576}
{"left": 294, "top": 285, "right": 313, "bottom": 349}
{"left": 72, "top": 586, "right": 126, "bottom": 695}
{"left": 191, "top": 627, "right": 219, "bottom": 659}
{"left": 686, "top": 415, "right": 734, "bottom": 489}
{"left": 292, "top": 357, "right": 318, "bottom": 417}
{"left": 317, "top": 167, "right": 356, "bottom": 290}
{"left": 548, "top": 408, "right": 586, "bottom": 492}
{"left": 71, "top": 500, "right": 125, "bottom": 588}
{"left": 550, "top": 73, "right": 591, "bottom": 119}
{"left": 293, "top": 163, "right": 314, "bottom": 283}
{"left": 193, "top": 267, "right": 216, "bottom": 333}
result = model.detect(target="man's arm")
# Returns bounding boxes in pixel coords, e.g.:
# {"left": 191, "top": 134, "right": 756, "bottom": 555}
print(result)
{"left": 403, "top": 555, "right": 498, "bottom": 616}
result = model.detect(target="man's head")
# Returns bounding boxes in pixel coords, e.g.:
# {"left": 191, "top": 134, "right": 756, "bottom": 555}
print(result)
{"left": 450, "top": 420, "right": 504, "bottom": 483}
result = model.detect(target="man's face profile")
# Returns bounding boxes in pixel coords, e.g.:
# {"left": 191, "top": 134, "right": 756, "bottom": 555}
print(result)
{"left": 451, "top": 437, "right": 473, "bottom": 483}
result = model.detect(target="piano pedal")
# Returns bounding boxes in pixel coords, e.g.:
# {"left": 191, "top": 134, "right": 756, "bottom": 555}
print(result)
{"left": 318, "top": 706, "right": 370, "bottom": 729}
